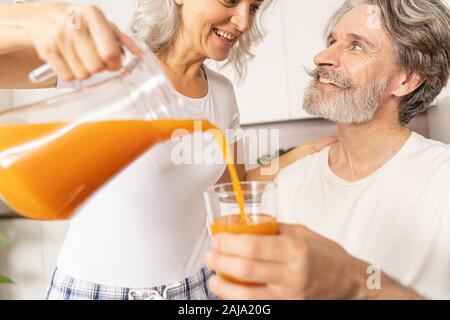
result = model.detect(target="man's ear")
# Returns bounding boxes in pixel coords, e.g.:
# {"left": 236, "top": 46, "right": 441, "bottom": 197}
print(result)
{"left": 392, "top": 71, "right": 424, "bottom": 98}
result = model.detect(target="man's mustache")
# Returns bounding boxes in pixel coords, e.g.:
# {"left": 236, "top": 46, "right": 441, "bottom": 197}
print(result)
{"left": 306, "top": 67, "right": 353, "bottom": 89}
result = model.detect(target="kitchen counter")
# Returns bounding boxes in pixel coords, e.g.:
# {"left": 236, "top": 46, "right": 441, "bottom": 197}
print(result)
{"left": 0, "top": 212, "right": 21, "bottom": 219}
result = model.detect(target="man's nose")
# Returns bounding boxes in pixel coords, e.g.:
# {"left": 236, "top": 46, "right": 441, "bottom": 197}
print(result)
{"left": 313, "top": 45, "right": 340, "bottom": 68}
{"left": 230, "top": 7, "right": 251, "bottom": 33}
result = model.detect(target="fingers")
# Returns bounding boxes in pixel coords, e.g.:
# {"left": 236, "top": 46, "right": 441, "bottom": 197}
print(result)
{"left": 73, "top": 33, "right": 105, "bottom": 75}
{"left": 44, "top": 52, "right": 75, "bottom": 82}
{"left": 301, "top": 135, "right": 338, "bottom": 155}
{"left": 32, "top": 21, "right": 78, "bottom": 82}
{"left": 210, "top": 233, "right": 292, "bottom": 263}
{"left": 205, "top": 251, "right": 289, "bottom": 287}
{"left": 281, "top": 135, "right": 338, "bottom": 166}
{"left": 210, "top": 225, "right": 312, "bottom": 260}
{"left": 30, "top": 4, "right": 141, "bottom": 82}
{"left": 84, "top": 5, "right": 122, "bottom": 71}
{"left": 58, "top": 37, "right": 90, "bottom": 80}
{"left": 110, "top": 23, "right": 142, "bottom": 55}
{"left": 119, "top": 32, "right": 142, "bottom": 55}
{"left": 297, "top": 135, "right": 338, "bottom": 156}
{"left": 278, "top": 223, "right": 311, "bottom": 236}
{"left": 208, "top": 275, "right": 285, "bottom": 300}
{"left": 310, "top": 135, "right": 339, "bottom": 151}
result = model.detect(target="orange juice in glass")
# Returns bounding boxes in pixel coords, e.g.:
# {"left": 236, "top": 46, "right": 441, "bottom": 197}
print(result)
{"left": 204, "top": 181, "right": 278, "bottom": 285}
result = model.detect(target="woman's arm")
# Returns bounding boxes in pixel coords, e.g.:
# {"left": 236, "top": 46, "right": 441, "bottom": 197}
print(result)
{"left": 216, "top": 141, "right": 247, "bottom": 184}
{"left": 0, "top": 3, "right": 140, "bottom": 89}
{"left": 0, "top": 3, "right": 51, "bottom": 88}
{"left": 0, "top": 47, "right": 56, "bottom": 89}
{"left": 245, "top": 135, "right": 338, "bottom": 182}
{"left": 216, "top": 135, "right": 338, "bottom": 184}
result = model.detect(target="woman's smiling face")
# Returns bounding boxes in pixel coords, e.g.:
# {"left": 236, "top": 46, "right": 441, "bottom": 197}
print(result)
{"left": 176, "top": 0, "right": 264, "bottom": 61}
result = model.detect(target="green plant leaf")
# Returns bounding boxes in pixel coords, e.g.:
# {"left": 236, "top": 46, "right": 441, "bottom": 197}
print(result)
{"left": 0, "top": 234, "right": 7, "bottom": 246}
{"left": 0, "top": 275, "right": 14, "bottom": 284}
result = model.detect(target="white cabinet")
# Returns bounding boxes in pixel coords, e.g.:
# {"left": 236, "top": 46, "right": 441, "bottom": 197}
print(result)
{"left": 213, "top": 0, "right": 290, "bottom": 124}
{"left": 281, "top": 0, "right": 342, "bottom": 120}
{"left": 210, "top": 0, "right": 344, "bottom": 124}
{"left": 0, "top": 90, "right": 12, "bottom": 111}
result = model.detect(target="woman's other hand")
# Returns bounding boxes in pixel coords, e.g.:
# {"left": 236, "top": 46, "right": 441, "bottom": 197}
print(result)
{"left": 283, "top": 135, "right": 338, "bottom": 164}
{"left": 245, "top": 135, "right": 338, "bottom": 182}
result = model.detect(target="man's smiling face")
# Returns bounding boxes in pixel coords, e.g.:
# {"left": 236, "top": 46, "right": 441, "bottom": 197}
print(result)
{"left": 303, "top": 4, "right": 399, "bottom": 124}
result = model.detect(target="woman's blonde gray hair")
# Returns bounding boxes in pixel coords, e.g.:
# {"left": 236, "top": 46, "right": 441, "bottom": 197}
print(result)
{"left": 325, "top": 0, "right": 450, "bottom": 125}
{"left": 130, "top": 0, "right": 273, "bottom": 80}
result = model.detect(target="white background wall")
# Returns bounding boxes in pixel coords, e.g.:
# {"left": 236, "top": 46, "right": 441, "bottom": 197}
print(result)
{"left": 213, "top": 0, "right": 343, "bottom": 123}
{"left": 0, "top": 0, "right": 449, "bottom": 300}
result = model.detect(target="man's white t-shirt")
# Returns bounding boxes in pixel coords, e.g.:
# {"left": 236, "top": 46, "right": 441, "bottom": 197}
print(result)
{"left": 56, "top": 66, "right": 241, "bottom": 288}
{"left": 276, "top": 132, "right": 450, "bottom": 299}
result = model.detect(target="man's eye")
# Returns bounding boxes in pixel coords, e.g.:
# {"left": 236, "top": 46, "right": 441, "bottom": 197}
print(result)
{"left": 351, "top": 42, "right": 364, "bottom": 52}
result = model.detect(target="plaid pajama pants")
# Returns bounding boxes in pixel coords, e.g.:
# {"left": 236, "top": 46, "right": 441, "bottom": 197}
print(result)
{"left": 46, "top": 267, "right": 217, "bottom": 300}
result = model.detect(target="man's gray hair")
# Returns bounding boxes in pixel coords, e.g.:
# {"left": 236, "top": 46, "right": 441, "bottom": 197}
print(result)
{"left": 130, "top": 0, "right": 273, "bottom": 80}
{"left": 325, "top": 0, "right": 450, "bottom": 125}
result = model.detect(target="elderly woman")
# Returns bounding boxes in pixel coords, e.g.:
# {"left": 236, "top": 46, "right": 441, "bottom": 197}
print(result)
{"left": 0, "top": 0, "right": 335, "bottom": 300}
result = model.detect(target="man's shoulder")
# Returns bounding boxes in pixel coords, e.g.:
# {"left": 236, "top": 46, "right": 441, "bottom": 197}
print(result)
{"left": 403, "top": 134, "right": 450, "bottom": 195}
{"left": 410, "top": 133, "right": 450, "bottom": 164}
{"left": 412, "top": 132, "right": 449, "bottom": 149}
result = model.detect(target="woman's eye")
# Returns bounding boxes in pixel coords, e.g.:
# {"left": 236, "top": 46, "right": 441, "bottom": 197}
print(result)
{"left": 351, "top": 42, "right": 364, "bottom": 52}
{"left": 327, "top": 39, "right": 337, "bottom": 47}
{"left": 250, "top": 5, "right": 261, "bottom": 15}
{"left": 220, "top": 0, "right": 238, "bottom": 6}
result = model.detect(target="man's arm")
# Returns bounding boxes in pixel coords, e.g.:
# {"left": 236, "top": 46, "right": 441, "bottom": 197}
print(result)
{"left": 355, "top": 269, "right": 424, "bottom": 300}
{"left": 205, "top": 224, "right": 424, "bottom": 300}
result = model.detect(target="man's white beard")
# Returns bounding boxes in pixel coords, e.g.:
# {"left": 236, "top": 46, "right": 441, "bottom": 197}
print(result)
{"left": 302, "top": 78, "right": 389, "bottom": 124}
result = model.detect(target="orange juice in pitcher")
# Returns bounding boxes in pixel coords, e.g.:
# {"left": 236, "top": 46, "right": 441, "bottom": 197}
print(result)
{"left": 0, "top": 49, "right": 247, "bottom": 221}
{"left": 0, "top": 118, "right": 248, "bottom": 221}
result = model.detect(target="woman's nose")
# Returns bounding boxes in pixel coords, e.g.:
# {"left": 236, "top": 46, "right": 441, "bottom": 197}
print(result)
{"left": 230, "top": 8, "right": 251, "bottom": 33}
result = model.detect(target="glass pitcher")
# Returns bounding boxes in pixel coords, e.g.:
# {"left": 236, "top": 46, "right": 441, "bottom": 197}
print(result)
{"left": 0, "top": 50, "right": 219, "bottom": 221}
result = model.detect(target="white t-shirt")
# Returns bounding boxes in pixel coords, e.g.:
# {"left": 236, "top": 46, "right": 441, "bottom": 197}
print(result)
{"left": 4, "top": 0, "right": 241, "bottom": 287}
{"left": 276, "top": 132, "right": 450, "bottom": 300}
{"left": 56, "top": 66, "right": 241, "bottom": 288}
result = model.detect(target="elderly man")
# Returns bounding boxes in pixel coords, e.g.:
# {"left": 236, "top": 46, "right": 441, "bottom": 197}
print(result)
{"left": 205, "top": 0, "right": 450, "bottom": 300}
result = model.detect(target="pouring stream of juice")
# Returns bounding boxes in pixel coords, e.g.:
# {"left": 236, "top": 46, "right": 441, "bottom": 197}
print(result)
{"left": 0, "top": 120, "right": 247, "bottom": 222}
